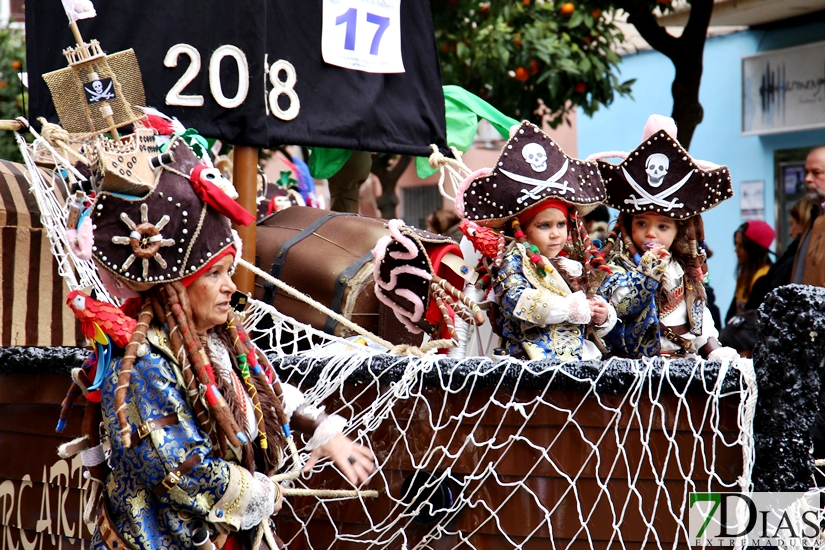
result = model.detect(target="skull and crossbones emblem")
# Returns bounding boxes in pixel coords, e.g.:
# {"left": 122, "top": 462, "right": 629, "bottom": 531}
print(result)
{"left": 84, "top": 79, "right": 115, "bottom": 103}
{"left": 522, "top": 143, "right": 548, "bottom": 173}
{"left": 644, "top": 153, "right": 669, "bottom": 188}
{"left": 621, "top": 153, "right": 691, "bottom": 212}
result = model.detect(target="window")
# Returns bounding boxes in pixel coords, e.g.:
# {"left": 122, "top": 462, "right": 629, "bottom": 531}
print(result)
{"left": 401, "top": 185, "right": 442, "bottom": 232}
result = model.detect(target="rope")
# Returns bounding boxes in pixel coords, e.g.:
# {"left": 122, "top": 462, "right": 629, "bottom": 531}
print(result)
{"left": 241, "top": 260, "right": 457, "bottom": 357}
{"left": 282, "top": 488, "right": 379, "bottom": 499}
{"left": 37, "top": 117, "right": 90, "bottom": 166}
{"left": 427, "top": 144, "right": 472, "bottom": 203}
{"left": 238, "top": 259, "right": 394, "bottom": 350}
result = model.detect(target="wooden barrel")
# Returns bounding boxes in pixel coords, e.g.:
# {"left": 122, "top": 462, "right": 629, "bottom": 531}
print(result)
{"left": 255, "top": 207, "right": 399, "bottom": 340}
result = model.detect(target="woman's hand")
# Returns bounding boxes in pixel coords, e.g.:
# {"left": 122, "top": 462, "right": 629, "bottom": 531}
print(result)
{"left": 303, "top": 433, "right": 375, "bottom": 485}
{"left": 588, "top": 298, "right": 609, "bottom": 326}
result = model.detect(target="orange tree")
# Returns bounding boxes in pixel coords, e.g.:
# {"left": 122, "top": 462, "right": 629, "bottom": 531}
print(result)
{"left": 433, "top": 0, "right": 713, "bottom": 149}
{"left": 432, "top": 0, "right": 634, "bottom": 126}
{"left": 0, "top": 25, "right": 27, "bottom": 162}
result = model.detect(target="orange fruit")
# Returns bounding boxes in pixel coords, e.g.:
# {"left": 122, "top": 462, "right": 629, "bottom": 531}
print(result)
{"left": 592, "top": 9, "right": 601, "bottom": 18}
{"left": 574, "top": 82, "right": 587, "bottom": 93}
{"left": 560, "top": 2, "right": 575, "bottom": 15}
{"left": 11, "top": 60, "right": 21, "bottom": 70}
{"left": 515, "top": 67, "right": 530, "bottom": 82}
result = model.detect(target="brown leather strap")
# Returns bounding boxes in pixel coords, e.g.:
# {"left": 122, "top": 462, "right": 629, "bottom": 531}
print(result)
{"left": 289, "top": 404, "right": 329, "bottom": 434}
{"left": 665, "top": 323, "right": 690, "bottom": 336}
{"left": 134, "top": 413, "right": 178, "bottom": 440}
{"left": 699, "top": 337, "right": 722, "bottom": 358}
{"left": 153, "top": 454, "right": 202, "bottom": 497}
{"left": 98, "top": 497, "right": 134, "bottom": 550}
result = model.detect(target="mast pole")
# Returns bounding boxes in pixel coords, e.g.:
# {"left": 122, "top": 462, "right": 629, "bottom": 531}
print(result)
{"left": 232, "top": 145, "right": 258, "bottom": 296}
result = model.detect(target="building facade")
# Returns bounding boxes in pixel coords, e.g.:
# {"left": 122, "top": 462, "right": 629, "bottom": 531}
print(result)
{"left": 578, "top": 13, "right": 825, "bottom": 318}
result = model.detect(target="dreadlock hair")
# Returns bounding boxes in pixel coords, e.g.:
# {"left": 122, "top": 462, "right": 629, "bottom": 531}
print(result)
{"left": 113, "top": 282, "right": 288, "bottom": 474}
{"left": 603, "top": 212, "right": 708, "bottom": 304}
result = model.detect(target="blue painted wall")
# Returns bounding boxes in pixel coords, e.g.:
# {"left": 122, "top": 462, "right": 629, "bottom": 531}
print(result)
{"left": 578, "top": 21, "right": 825, "bottom": 322}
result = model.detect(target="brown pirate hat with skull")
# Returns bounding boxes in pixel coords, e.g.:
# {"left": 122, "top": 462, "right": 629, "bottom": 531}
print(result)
{"left": 456, "top": 121, "right": 605, "bottom": 227}
{"left": 597, "top": 122, "right": 733, "bottom": 219}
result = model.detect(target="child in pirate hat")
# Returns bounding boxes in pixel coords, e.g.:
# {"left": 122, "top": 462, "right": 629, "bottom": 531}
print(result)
{"left": 593, "top": 115, "right": 739, "bottom": 361}
{"left": 458, "top": 121, "right": 616, "bottom": 361}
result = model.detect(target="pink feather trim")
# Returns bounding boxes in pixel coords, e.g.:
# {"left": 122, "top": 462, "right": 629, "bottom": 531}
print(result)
{"left": 641, "top": 114, "right": 678, "bottom": 141}
{"left": 386, "top": 220, "right": 419, "bottom": 261}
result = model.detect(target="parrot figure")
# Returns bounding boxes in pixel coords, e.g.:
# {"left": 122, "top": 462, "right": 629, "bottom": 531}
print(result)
{"left": 67, "top": 290, "right": 136, "bottom": 349}
{"left": 459, "top": 219, "right": 503, "bottom": 260}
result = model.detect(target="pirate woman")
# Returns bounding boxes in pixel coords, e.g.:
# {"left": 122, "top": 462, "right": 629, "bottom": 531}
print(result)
{"left": 594, "top": 115, "right": 739, "bottom": 361}
{"left": 62, "top": 136, "right": 374, "bottom": 550}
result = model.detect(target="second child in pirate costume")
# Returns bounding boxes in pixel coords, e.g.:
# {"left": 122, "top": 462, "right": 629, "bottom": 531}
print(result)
{"left": 457, "top": 122, "right": 616, "bottom": 361}
{"left": 594, "top": 115, "right": 739, "bottom": 361}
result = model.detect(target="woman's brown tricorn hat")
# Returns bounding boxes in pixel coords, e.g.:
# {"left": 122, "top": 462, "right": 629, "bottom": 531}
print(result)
{"left": 91, "top": 137, "right": 235, "bottom": 290}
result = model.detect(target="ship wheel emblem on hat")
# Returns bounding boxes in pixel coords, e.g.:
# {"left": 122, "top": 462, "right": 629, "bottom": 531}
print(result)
{"left": 110, "top": 203, "right": 175, "bottom": 279}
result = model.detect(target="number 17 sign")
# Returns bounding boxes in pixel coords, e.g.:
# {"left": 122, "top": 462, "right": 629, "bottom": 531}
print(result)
{"left": 321, "top": 0, "right": 405, "bottom": 74}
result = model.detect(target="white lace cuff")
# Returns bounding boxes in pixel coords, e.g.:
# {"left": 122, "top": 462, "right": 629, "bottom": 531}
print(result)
{"left": 279, "top": 383, "right": 306, "bottom": 420}
{"left": 239, "top": 472, "right": 276, "bottom": 531}
{"left": 566, "top": 291, "right": 591, "bottom": 325}
{"left": 304, "top": 413, "right": 347, "bottom": 451}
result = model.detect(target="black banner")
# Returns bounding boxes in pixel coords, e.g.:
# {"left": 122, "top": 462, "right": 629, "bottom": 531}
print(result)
{"left": 26, "top": 0, "right": 448, "bottom": 156}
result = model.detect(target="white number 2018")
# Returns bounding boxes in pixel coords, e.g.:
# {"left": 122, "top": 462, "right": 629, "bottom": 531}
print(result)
{"left": 164, "top": 44, "right": 298, "bottom": 120}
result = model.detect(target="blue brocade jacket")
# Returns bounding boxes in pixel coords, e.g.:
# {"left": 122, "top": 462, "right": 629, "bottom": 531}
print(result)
{"left": 598, "top": 251, "right": 705, "bottom": 358}
{"left": 92, "top": 326, "right": 253, "bottom": 550}
{"left": 495, "top": 243, "right": 612, "bottom": 361}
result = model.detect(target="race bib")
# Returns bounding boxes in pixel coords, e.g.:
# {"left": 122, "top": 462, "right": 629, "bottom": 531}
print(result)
{"left": 321, "top": 0, "right": 405, "bottom": 73}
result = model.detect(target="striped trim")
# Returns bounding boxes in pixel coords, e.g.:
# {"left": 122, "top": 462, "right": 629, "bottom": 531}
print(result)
{"left": 0, "top": 160, "right": 82, "bottom": 346}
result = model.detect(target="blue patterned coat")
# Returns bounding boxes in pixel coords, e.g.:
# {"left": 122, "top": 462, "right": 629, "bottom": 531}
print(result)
{"left": 91, "top": 326, "right": 251, "bottom": 550}
{"left": 598, "top": 252, "right": 705, "bottom": 358}
{"left": 495, "top": 243, "right": 608, "bottom": 361}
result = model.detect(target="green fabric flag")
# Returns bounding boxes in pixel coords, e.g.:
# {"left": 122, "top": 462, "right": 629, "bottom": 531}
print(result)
{"left": 307, "top": 147, "right": 353, "bottom": 180}
{"left": 415, "top": 85, "right": 519, "bottom": 179}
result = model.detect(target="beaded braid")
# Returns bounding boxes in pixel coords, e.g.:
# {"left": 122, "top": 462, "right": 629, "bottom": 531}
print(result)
{"left": 599, "top": 222, "right": 622, "bottom": 259}
{"left": 113, "top": 299, "right": 154, "bottom": 449}
{"left": 165, "top": 282, "right": 246, "bottom": 449}
{"left": 223, "top": 318, "right": 289, "bottom": 475}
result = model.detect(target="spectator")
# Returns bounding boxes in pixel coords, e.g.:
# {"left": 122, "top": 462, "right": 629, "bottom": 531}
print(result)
{"left": 744, "top": 197, "right": 813, "bottom": 309}
{"left": 725, "top": 220, "right": 774, "bottom": 322}
{"left": 583, "top": 204, "right": 610, "bottom": 245}
{"left": 426, "top": 208, "right": 462, "bottom": 242}
{"left": 792, "top": 146, "right": 825, "bottom": 287}
{"left": 719, "top": 220, "right": 774, "bottom": 357}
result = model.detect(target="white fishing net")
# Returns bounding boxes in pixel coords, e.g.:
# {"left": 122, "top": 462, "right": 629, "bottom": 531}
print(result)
{"left": 246, "top": 299, "right": 758, "bottom": 549}
{"left": 17, "top": 128, "right": 759, "bottom": 549}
